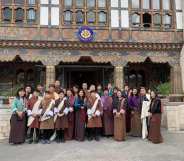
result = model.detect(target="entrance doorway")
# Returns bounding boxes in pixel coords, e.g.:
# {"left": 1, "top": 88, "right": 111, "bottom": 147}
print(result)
{"left": 56, "top": 64, "right": 114, "bottom": 88}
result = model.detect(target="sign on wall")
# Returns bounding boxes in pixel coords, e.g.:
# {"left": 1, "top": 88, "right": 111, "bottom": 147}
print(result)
{"left": 77, "top": 26, "right": 95, "bottom": 42}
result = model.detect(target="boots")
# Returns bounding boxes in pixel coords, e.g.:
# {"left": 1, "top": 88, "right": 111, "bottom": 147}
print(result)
{"left": 95, "top": 128, "right": 100, "bottom": 141}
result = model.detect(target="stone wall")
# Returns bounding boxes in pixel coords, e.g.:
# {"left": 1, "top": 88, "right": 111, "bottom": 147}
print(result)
{"left": 0, "top": 107, "right": 11, "bottom": 140}
{"left": 164, "top": 102, "right": 184, "bottom": 131}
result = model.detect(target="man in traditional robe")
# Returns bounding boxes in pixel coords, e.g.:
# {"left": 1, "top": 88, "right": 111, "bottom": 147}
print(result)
{"left": 27, "top": 90, "right": 41, "bottom": 144}
{"left": 55, "top": 80, "right": 62, "bottom": 94}
{"left": 64, "top": 89, "right": 75, "bottom": 140}
{"left": 39, "top": 91, "right": 55, "bottom": 144}
{"left": 86, "top": 91, "right": 102, "bottom": 141}
{"left": 101, "top": 89, "right": 114, "bottom": 136}
{"left": 36, "top": 84, "right": 45, "bottom": 97}
{"left": 48, "top": 84, "right": 59, "bottom": 100}
{"left": 54, "top": 90, "right": 69, "bottom": 143}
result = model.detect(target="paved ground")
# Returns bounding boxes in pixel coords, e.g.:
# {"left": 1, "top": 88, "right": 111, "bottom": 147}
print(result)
{"left": 0, "top": 129, "right": 184, "bottom": 161}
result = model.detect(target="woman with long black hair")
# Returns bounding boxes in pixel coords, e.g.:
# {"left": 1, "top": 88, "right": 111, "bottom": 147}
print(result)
{"left": 148, "top": 91, "right": 163, "bottom": 144}
{"left": 74, "top": 89, "right": 86, "bottom": 141}
{"left": 9, "top": 88, "right": 26, "bottom": 144}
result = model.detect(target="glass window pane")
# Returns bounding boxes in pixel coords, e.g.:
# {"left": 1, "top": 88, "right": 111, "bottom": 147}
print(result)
{"left": 163, "top": 0, "right": 170, "bottom": 10}
{"left": 163, "top": 14, "right": 172, "bottom": 28}
{"left": 87, "top": 0, "right": 95, "bottom": 8}
{"left": 132, "top": 0, "right": 139, "bottom": 8}
{"left": 2, "top": 0, "right": 12, "bottom": 4}
{"left": 27, "top": 9, "right": 36, "bottom": 21}
{"left": 15, "top": 0, "right": 24, "bottom": 4}
{"left": 98, "top": 0, "right": 106, "bottom": 8}
{"left": 3, "top": 8, "right": 12, "bottom": 22}
{"left": 40, "top": 7, "right": 48, "bottom": 25}
{"left": 153, "top": 14, "right": 161, "bottom": 26}
{"left": 111, "top": 0, "right": 118, "bottom": 7}
{"left": 87, "top": 11, "right": 95, "bottom": 24}
{"left": 40, "top": 0, "right": 48, "bottom": 4}
{"left": 153, "top": 0, "right": 160, "bottom": 9}
{"left": 175, "top": 0, "right": 182, "bottom": 10}
{"left": 76, "top": 0, "right": 84, "bottom": 7}
{"left": 176, "top": 12, "right": 183, "bottom": 29}
{"left": 15, "top": 8, "right": 24, "bottom": 22}
{"left": 28, "top": 0, "right": 36, "bottom": 5}
{"left": 121, "top": 0, "right": 128, "bottom": 8}
{"left": 51, "top": 0, "right": 59, "bottom": 5}
{"left": 111, "top": 10, "right": 119, "bottom": 27}
{"left": 51, "top": 7, "right": 59, "bottom": 25}
{"left": 121, "top": 10, "right": 129, "bottom": 27}
{"left": 143, "top": 0, "right": 150, "bottom": 9}
{"left": 132, "top": 13, "right": 140, "bottom": 27}
{"left": 64, "top": 11, "right": 72, "bottom": 24}
{"left": 76, "top": 10, "right": 84, "bottom": 24}
{"left": 64, "top": 0, "right": 72, "bottom": 7}
{"left": 98, "top": 11, "right": 107, "bottom": 24}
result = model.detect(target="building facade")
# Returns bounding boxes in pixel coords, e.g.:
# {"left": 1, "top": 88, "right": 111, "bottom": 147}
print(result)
{"left": 0, "top": 0, "right": 183, "bottom": 95}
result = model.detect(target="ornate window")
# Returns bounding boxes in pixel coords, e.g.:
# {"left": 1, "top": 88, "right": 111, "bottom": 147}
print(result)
{"left": 27, "top": 9, "right": 36, "bottom": 23}
{"left": 76, "top": 10, "right": 84, "bottom": 24}
{"left": 175, "top": 0, "right": 183, "bottom": 29}
{"left": 143, "top": 0, "right": 150, "bottom": 9}
{"left": 15, "top": 8, "right": 24, "bottom": 23}
{"left": 1, "top": 0, "right": 38, "bottom": 25}
{"left": 132, "top": 13, "right": 140, "bottom": 27}
{"left": 153, "top": 14, "right": 161, "bottom": 27}
{"left": 130, "top": 0, "right": 174, "bottom": 29}
{"left": 131, "top": 0, "right": 140, "bottom": 9}
{"left": 14, "top": 0, "right": 24, "bottom": 4}
{"left": 98, "top": 11, "right": 107, "bottom": 25}
{"left": 111, "top": 0, "right": 129, "bottom": 28}
{"left": 64, "top": 10, "right": 72, "bottom": 24}
{"left": 62, "top": 0, "right": 108, "bottom": 26}
{"left": 40, "top": 0, "right": 60, "bottom": 26}
{"left": 163, "top": 14, "right": 172, "bottom": 28}
{"left": 2, "top": 7, "right": 12, "bottom": 23}
{"left": 76, "top": 0, "right": 84, "bottom": 8}
{"left": 87, "top": 11, "right": 95, "bottom": 24}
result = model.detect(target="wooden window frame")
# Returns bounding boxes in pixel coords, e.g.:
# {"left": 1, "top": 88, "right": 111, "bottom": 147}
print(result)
{"left": 0, "top": 0, "right": 38, "bottom": 26}
{"left": 130, "top": 0, "right": 175, "bottom": 31}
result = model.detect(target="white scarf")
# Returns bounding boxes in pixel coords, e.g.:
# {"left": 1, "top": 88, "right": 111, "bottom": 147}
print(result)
{"left": 40, "top": 99, "right": 55, "bottom": 122}
{"left": 54, "top": 97, "right": 66, "bottom": 122}
{"left": 27, "top": 97, "right": 42, "bottom": 126}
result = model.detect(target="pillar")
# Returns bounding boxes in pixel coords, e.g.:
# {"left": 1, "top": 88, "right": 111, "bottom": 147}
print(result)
{"left": 46, "top": 65, "right": 56, "bottom": 89}
{"left": 113, "top": 64, "right": 125, "bottom": 90}
{"left": 170, "top": 63, "right": 183, "bottom": 94}
{"left": 180, "top": 45, "right": 184, "bottom": 93}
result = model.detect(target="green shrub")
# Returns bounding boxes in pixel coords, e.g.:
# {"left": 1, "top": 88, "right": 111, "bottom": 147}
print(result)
{"left": 156, "top": 82, "right": 171, "bottom": 96}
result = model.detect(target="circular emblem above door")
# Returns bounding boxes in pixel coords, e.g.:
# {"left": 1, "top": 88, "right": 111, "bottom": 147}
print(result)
{"left": 77, "top": 26, "right": 94, "bottom": 42}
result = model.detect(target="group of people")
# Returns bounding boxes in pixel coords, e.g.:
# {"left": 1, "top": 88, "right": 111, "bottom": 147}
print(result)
{"left": 9, "top": 81, "right": 163, "bottom": 145}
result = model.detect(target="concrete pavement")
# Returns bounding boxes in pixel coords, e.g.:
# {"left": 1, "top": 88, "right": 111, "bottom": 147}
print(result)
{"left": 0, "top": 129, "right": 184, "bottom": 161}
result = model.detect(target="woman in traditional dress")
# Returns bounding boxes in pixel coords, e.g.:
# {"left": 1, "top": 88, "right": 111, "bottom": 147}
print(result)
{"left": 148, "top": 91, "right": 163, "bottom": 144}
{"left": 86, "top": 91, "right": 103, "bottom": 141}
{"left": 113, "top": 90, "right": 126, "bottom": 141}
{"left": 54, "top": 90, "right": 69, "bottom": 143}
{"left": 39, "top": 91, "right": 55, "bottom": 144}
{"left": 128, "top": 88, "right": 142, "bottom": 137}
{"left": 101, "top": 89, "right": 114, "bottom": 136}
{"left": 27, "top": 90, "right": 41, "bottom": 144}
{"left": 74, "top": 89, "right": 86, "bottom": 141}
{"left": 64, "top": 89, "right": 75, "bottom": 140}
{"left": 9, "top": 88, "right": 26, "bottom": 144}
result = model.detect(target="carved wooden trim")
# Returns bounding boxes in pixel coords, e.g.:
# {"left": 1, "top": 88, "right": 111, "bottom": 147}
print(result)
{"left": 0, "top": 40, "right": 182, "bottom": 51}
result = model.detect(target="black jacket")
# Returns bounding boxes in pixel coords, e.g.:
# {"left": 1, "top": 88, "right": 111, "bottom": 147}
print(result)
{"left": 149, "top": 98, "right": 162, "bottom": 114}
